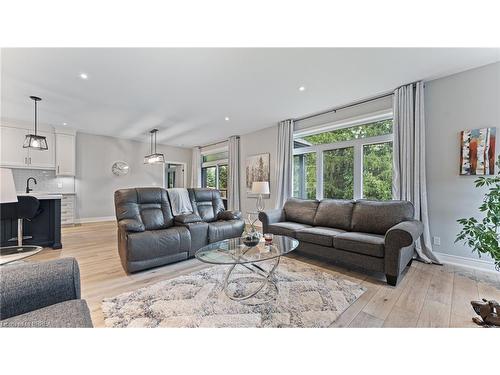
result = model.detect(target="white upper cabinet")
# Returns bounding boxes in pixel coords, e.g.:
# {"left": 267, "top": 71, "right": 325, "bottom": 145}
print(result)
{"left": 0, "top": 126, "right": 28, "bottom": 167}
{"left": 28, "top": 130, "right": 55, "bottom": 169}
{"left": 0, "top": 126, "right": 55, "bottom": 169}
{"left": 55, "top": 133, "right": 76, "bottom": 176}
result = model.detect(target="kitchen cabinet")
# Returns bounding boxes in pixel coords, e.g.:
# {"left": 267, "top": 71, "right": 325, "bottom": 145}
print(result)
{"left": 55, "top": 133, "right": 76, "bottom": 176}
{"left": 0, "top": 126, "right": 55, "bottom": 169}
{"left": 60, "top": 194, "right": 75, "bottom": 225}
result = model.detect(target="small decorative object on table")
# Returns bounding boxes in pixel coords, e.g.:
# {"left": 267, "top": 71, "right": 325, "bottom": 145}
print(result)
{"left": 242, "top": 227, "right": 261, "bottom": 247}
{"left": 264, "top": 233, "right": 273, "bottom": 245}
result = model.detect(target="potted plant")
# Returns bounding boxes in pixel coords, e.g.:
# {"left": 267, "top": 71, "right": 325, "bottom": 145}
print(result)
{"left": 456, "top": 156, "right": 500, "bottom": 271}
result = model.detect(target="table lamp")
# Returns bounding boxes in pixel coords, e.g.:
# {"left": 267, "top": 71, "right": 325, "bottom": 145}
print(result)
{"left": 252, "top": 181, "right": 270, "bottom": 211}
{"left": 0, "top": 168, "right": 18, "bottom": 204}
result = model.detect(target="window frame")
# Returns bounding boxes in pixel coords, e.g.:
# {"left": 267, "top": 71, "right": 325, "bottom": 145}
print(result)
{"left": 201, "top": 147, "right": 229, "bottom": 199}
{"left": 293, "top": 111, "right": 394, "bottom": 200}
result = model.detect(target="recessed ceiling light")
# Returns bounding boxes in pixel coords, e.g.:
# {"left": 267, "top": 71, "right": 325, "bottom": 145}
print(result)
{"left": 298, "top": 86, "right": 306, "bottom": 91}
{"left": 224, "top": 117, "right": 230, "bottom": 121}
{"left": 79, "top": 73, "right": 88, "bottom": 80}
{"left": 63, "top": 122, "right": 67, "bottom": 126}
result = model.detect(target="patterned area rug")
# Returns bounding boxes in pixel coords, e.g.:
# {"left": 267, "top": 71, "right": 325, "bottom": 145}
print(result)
{"left": 102, "top": 258, "right": 366, "bottom": 328}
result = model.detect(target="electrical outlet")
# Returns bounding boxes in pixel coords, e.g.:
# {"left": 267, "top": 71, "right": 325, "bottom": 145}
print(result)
{"left": 433, "top": 236, "right": 441, "bottom": 246}
{"left": 57, "top": 182, "right": 63, "bottom": 188}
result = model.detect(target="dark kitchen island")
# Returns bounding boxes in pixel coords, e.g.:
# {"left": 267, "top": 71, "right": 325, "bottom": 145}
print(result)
{"left": 0, "top": 194, "right": 62, "bottom": 249}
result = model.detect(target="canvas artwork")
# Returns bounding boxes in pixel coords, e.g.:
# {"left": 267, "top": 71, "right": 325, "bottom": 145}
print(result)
{"left": 460, "top": 127, "right": 496, "bottom": 175}
{"left": 246, "top": 153, "right": 270, "bottom": 194}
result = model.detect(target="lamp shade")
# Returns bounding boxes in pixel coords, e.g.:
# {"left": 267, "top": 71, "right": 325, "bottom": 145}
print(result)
{"left": 251, "top": 181, "right": 270, "bottom": 195}
{"left": 0, "top": 168, "right": 18, "bottom": 203}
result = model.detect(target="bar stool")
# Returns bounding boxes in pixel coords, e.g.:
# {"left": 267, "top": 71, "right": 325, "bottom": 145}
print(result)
{"left": 7, "top": 196, "right": 42, "bottom": 246}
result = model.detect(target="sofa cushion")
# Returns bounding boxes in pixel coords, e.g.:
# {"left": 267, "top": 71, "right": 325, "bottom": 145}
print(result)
{"left": 0, "top": 299, "right": 93, "bottom": 328}
{"left": 127, "top": 226, "right": 191, "bottom": 261}
{"left": 333, "top": 232, "right": 385, "bottom": 258}
{"left": 295, "top": 227, "right": 346, "bottom": 247}
{"left": 188, "top": 188, "right": 225, "bottom": 222}
{"left": 283, "top": 198, "right": 320, "bottom": 225}
{"left": 351, "top": 200, "right": 415, "bottom": 235}
{"left": 267, "top": 222, "right": 311, "bottom": 238}
{"left": 313, "top": 199, "right": 354, "bottom": 231}
{"left": 207, "top": 220, "right": 245, "bottom": 243}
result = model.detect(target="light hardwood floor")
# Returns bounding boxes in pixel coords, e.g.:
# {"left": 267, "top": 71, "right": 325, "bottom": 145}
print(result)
{"left": 28, "top": 221, "right": 500, "bottom": 328}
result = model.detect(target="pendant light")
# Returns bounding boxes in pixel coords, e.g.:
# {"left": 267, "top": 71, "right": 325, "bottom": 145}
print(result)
{"left": 23, "top": 96, "right": 48, "bottom": 150}
{"left": 144, "top": 129, "right": 165, "bottom": 164}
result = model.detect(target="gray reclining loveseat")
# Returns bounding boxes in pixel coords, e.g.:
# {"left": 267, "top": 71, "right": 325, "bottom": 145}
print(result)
{"left": 259, "top": 198, "right": 423, "bottom": 285}
{"left": 114, "top": 187, "right": 244, "bottom": 273}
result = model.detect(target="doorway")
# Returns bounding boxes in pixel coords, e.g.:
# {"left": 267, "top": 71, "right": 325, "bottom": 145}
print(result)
{"left": 164, "top": 162, "right": 186, "bottom": 188}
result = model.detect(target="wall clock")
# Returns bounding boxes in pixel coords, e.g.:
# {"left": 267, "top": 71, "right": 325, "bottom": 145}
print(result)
{"left": 112, "top": 161, "right": 130, "bottom": 176}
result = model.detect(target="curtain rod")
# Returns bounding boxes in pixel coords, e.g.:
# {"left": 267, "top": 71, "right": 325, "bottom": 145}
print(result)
{"left": 198, "top": 136, "right": 239, "bottom": 149}
{"left": 293, "top": 80, "right": 424, "bottom": 122}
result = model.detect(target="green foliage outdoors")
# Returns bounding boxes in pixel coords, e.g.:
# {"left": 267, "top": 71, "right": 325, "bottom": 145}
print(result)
{"left": 456, "top": 156, "right": 500, "bottom": 271}
{"left": 293, "top": 119, "right": 393, "bottom": 200}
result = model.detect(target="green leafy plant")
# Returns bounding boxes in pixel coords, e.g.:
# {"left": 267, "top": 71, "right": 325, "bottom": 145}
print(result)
{"left": 456, "top": 156, "right": 500, "bottom": 271}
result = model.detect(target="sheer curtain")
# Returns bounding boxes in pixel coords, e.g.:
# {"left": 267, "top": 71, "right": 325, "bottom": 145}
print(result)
{"left": 227, "top": 135, "right": 240, "bottom": 211}
{"left": 190, "top": 147, "right": 201, "bottom": 188}
{"left": 275, "top": 119, "right": 294, "bottom": 208}
{"left": 393, "top": 82, "right": 440, "bottom": 264}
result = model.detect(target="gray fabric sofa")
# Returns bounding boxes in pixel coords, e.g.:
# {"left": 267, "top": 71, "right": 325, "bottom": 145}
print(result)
{"left": 0, "top": 258, "right": 93, "bottom": 327}
{"left": 114, "top": 187, "right": 244, "bottom": 273}
{"left": 259, "top": 198, "right": 423, "bottom": 286}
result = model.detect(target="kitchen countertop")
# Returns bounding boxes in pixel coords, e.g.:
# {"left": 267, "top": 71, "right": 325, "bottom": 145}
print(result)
{"left": 17, "top": 193, "right": 63, "bottom": 200}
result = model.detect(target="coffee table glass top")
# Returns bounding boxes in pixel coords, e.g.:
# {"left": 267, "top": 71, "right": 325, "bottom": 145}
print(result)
{"left": 195, "top": 235, "right": 298, "bottom": 265}
{"left": 0, "top": 245, "right": 43, "bottom": 265}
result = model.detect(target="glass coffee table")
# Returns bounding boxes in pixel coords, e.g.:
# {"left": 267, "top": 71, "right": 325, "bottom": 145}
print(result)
{"left": 195, "top": 235, "right": 299, "bottom": 303}
{"left": 0, "top": 245, "right": 43, "bottom": 265}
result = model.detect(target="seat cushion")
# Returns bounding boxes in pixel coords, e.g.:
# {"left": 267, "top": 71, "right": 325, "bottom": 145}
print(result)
{"left": 127, "top": 226, "right": 191, "bottom": 262}
{"left": 0, "top": 299, "right": 93, "bottom": 328}
{"left": 313, "top": 199, "right": 354, "bottom": 231}
{"left": 333, "top": 232, "right": 385, "bottom": 258}
{"left": 295, "top": 226, "right": 346, "bottom": 247}
{"left": 351, "top": 200, "right": 414, "bottom": 235}
{"left": 207, "top": 220, "right": 245, "bottom": 243}
{"left": 266, "top": 222, "right": 311, "bottom": 238}
{"left": 283, "top": 198, "right": 319, "bottom": 225}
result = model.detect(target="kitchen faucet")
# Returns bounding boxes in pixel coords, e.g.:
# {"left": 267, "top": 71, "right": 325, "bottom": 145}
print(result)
{"left": 26, "top": 177, "right": 37, "bottom": 194}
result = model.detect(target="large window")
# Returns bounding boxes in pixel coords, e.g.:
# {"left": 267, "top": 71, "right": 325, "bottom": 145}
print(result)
{"left": 293, "top": 118, "right": 393, "bottom": 200}
{"left": 201, "top": 149, "right": 228, "bottom": 199}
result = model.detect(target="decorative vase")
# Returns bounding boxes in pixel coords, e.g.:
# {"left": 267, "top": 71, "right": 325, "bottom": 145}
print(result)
{"left": 241, "top": 226, "right": 261, "bottom": 247}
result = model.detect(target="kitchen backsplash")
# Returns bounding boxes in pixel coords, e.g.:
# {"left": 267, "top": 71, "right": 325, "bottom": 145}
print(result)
{"left": 12, "top": 168, "right": 75, "bottom": 194}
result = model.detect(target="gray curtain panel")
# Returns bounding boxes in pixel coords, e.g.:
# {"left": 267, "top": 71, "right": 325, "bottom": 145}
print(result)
{"left": 393, "top": 82, "right": 440, "bottom": 264}
{"left": 228, "top": 135, "right": 240, "bottom": 211}
{"left": 275, "top": 119, "right": 294, "bottom": 208}
{"left": 190, "top": 147, "right": 201, "bottom": 188}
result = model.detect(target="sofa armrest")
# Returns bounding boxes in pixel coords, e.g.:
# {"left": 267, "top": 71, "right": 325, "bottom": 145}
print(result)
{"left": 258, "top": 209, "right": 285, "bottom": 232}
{"left": 385, "top": 220, "right": 423, "bottom": 248}
{"left": 175, "top": 213, "right": 203, "bottom": 224}
{"left": 217, "top": 210, "right": 242, "bottom": 221}
{"left": 384, "top": 220, "right": 423, "bottom": 280}
{"left": 118, "top": 218, "right": 145, "bottom": 232}
{"left": 0, "top": 258, "right": 82, "bottom": 320}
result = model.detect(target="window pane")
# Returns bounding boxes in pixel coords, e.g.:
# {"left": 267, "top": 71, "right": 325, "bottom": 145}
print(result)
{"left": 299, "top": 119, "right": 393, "bottom": 146}
{"left": 202, "top": 151, "right": 228, "bottom": 163}
{"left": 293, "top": 153, "right": 316, "bottom": 199}
{"left": 323, "top": 147, "right": 354, "bottom": 199}
{"left": 202, "top": 166, "right": 217, "bottom": 189}
{"left": 363, "top": 142, "right": 393, "bottom": 200}
{"left": 218, "top": 165, "right": 228, "bottom": 198}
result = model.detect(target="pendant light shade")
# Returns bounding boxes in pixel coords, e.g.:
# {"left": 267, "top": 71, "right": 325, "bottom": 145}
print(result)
{"left": 144, "top": 129, "right": 165, "bottom": 164}
{"left": 24, "top": 96, "right": 48, "bottom": 151}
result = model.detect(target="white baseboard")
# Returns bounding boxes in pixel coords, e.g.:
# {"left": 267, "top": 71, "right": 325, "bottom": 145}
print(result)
{"left": 75, "top": 216, "right": 115, "bottom": 224}
{"left": 434, "top": 251, "right": 497, "bottom": 273}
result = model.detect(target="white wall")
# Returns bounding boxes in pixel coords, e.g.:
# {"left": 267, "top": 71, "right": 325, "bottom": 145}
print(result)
{"left": 425, "top": 62, "right": 500, "bottom": 262}
{"left": 239, "top": 125, "right": 279, "bottom": 219}
{"left": 75, "top": 132, "right": 191, "bottom": 220}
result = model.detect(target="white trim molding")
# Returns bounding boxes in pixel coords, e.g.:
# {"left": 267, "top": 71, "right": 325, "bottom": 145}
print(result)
{"left": 75, "top": 216, "right": 115, "bottom": 224}
{"left": 434, "top": 252, "right": 498, "bottom": 273}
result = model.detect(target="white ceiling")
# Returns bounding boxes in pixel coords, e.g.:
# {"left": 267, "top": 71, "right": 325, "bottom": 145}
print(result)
{"left": 1, "top": 48, "right": 499, "bottom": 148}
